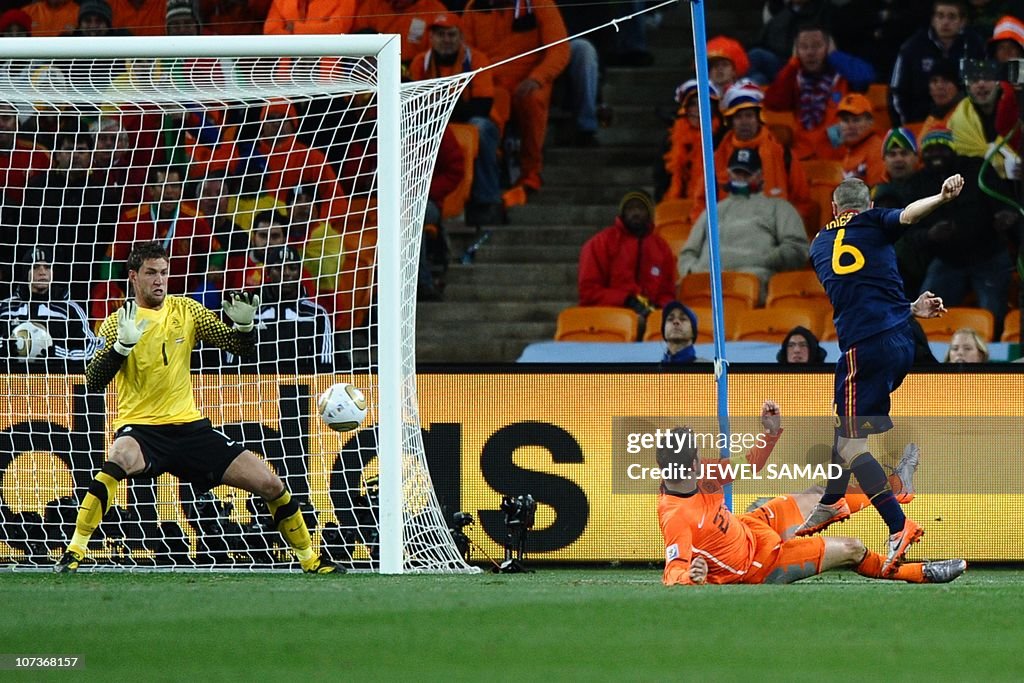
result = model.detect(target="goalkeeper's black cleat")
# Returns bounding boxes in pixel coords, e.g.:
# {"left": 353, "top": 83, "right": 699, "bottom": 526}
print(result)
{"left": 54, "top": 549, "right": 84, "bottom": 574}
{"left": 303, "top": 556, "right": 346, "bottom": 574}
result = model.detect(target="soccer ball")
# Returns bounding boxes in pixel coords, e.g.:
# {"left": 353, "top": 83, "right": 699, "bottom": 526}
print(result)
{"left": 318, "top": 383, "right": 368, "bottom": 432}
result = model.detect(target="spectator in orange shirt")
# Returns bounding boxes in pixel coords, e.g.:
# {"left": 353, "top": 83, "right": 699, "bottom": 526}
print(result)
{"left": 763, "top": 25, "right": 874, "bottom": 162}
{"left": 109, "top": 0, "right": 169, "bottom": 36}
{"left": 837, "top": 93, "right": 886, "bottom": 186}
{"left": 704, "top": 35, "right": 750, "bottom": 94}
{"left": 687, "top": 82, "right": 814, "bottom": 231}
{"left": 22, "top": 0, "right": 78, "bottom": 37}
{"left": 661, "top": 79, "right": 721, "bottom": 201}
{"left": 462, "top": 0, "right": 570, "bottom": 198}
{"left": 351, "top": 0, "right": 448, "bottom": 66}
{"left": 409, "top": 13, "right": 505, "bottom": 226}
{"left": 263, "top": 0, "right": 355, "bottom": 34}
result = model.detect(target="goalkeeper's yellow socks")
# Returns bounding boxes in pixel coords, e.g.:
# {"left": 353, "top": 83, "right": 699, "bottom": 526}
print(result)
{"left": 267, "top": 489, "right": 317, "bottom": 569}
{"left": 69, "top": 462, "right": 127, "bottom": 556}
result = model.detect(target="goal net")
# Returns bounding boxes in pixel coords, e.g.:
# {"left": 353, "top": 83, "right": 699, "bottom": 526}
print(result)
{"left": 0, "top": 36, "right": 476, "bottom": 573}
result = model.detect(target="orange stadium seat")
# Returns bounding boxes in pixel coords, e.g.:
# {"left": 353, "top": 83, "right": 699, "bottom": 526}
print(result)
{"left": 1002, "top": 309, "right": 1020, "bottom": 343}
{"left": 918, "top": 307, "right": 995, "bottom": 342}
{"left": 642, "top": 305, "right": 739, "bottom": 343}
{"left": 762, "top": 109, "right": 795, "bottom": 149}
{"left": 555, "top": 306, "right": 639, "bottom": 342}
{"left": 679, "top": 271, "right": 760, "bottom": 310}
{"left": 821, "top": 316, "right": 837, "bottom": 341}
{"left": 655, "top": 198, "right": 695, "bottom": 255}
{"left": 802, "top": 160, "right": 844, "bottom": 236}
{"left": 442, "top": 123, "right": 478, "bottom": 219}
{"left": 733, "top": 307, "right": 821, "bottom": 343}
{"left": 765, "top": 270, "right": 827, "bottom": 307}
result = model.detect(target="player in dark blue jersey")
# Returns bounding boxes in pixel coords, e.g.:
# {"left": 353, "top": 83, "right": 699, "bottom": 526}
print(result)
{"left": 796, "top": 174, "right": 963, "bottom": 576}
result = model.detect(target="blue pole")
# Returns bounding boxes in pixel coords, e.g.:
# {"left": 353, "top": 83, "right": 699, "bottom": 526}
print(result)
{"left": 689, "top": 0, "right": 732, "bottom": 510}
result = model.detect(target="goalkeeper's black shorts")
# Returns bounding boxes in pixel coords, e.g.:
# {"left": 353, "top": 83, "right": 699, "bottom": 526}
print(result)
{"left": 114, "top": 419, "right": 246, "bottom": 492}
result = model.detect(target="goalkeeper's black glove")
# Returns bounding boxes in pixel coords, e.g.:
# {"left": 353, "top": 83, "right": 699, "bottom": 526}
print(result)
{"left": 114, "top": 301, "right": 149, "bottom": 356}
{"left": 222, "top": 292, "right": 261, "bottom": 332}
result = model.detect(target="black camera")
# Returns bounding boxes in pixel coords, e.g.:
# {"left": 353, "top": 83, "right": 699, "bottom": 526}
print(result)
{"left": 497, "top": 494, "right": 537, "bottom": 573}
{"left": 448, "top": 511, "right": 475, "bottom": 562}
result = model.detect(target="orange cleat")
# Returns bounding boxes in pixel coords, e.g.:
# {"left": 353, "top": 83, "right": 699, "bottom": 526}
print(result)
{"left": 882, "top": 517, "right": 924, "bottom": 576}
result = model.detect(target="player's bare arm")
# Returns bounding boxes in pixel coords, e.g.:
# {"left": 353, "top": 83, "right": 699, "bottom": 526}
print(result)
{"left": 899, "top": 174, "right": 964, "bottom": 224}
{"left": 911, "top": 291, "right": 948, "bottom": 319}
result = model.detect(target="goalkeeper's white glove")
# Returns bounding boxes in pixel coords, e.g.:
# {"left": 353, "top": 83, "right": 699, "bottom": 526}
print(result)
{"left": 222, "top": 292, "right": 260, "bottom": 332}
{"left": 114, "top": 301, "right": 149, "bottom": 356}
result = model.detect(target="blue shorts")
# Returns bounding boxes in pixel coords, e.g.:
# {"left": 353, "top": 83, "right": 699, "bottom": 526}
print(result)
{"left": 833, "top": 324, "right": 915, "bottom": 438}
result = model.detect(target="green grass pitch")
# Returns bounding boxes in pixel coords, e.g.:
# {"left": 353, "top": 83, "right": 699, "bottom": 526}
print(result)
{"left": 2, "top": 568, "right": 1023, "bottom": 681}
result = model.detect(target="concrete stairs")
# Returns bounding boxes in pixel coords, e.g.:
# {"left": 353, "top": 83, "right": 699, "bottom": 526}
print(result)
{"left": 415, "top": 1, "right": 763, "bottom": 363}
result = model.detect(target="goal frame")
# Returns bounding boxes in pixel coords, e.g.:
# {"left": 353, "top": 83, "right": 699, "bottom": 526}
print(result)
{"left": 0, "top": 35, "right": 406, "bottom": 573}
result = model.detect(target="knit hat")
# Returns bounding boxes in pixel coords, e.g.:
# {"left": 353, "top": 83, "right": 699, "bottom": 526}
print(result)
{"left": 661, "top": 301, "right": 698, "bottom": 342}
{"left": 921, "top": 127, "right": 955, "bottom": 150}
{"left": 674, "top": 78, "right": 719, "bottom": 106}
{"left": 618, "top": 190, "right": 654, "bottom": 218}
{"left": 264, "top": 245, "right": 302, "bottom": 266}
{"left": 706, "top": 36, "right": 750, "bottom": 77}
{"left": 728, "top": 147, "right": 762, "bottom": 173}
{"left": 78, "top": 0, "right": 113, "bottom": 24}
{"left": 989, "top": 15, "right": 1024, "bottom": 51}
{"left": 837, "top": 93, "right": 872, "bottom": 116}
{"left": 776, "top": 326, "right": 826, "bottom": 364}
{"left": 22, "top": 246, "right": 51, "bottom": 267}
{"left": 0, "top": 9, "right": 32, "bottom": 34}
{"left": 720, "top": 80, "right": 763, "bottom": 118}
{"left": 166, "top": 0, "right": 198, "bottom": 23}
{"left": 882, "top": 127, "right": 918, "bottom": 155}
{"left": 927, "top": 58, "right": 960, "bottom": 84}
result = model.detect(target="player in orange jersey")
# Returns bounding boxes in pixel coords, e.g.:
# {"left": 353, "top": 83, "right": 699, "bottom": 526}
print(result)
{"left": 657, "top": 401, "right": 966, "bottom": 586}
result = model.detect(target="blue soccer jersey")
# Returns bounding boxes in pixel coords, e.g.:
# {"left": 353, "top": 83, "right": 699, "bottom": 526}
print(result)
{"left": 810, "top": 208, "right": 910, "bottom": 350}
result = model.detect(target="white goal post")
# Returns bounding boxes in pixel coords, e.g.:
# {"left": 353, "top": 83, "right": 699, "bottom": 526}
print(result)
{"left": 0, "top": 35, "right": 477, "bottom": 573}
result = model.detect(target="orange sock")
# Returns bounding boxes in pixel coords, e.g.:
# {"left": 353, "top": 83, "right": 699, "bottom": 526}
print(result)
{"left": 855, "top": 550, "right": 926, "bottom": 583}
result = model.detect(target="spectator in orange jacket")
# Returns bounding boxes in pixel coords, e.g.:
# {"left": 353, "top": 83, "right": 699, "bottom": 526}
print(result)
{"left": 109, "top": 0, "right": 168, "bottom": 35}
{"left": 462, "top": 0, "right": 570, "bottom": 198}
{"left": 263, "top": 0, "right": 355, "bottom": 34}
{"left": 687, "top": 82, "right": 815, "bottom": 232}
{"left": 21, "top": 0, "right": 78, "bottom": 37}
{"left": 662, "top": 79, "right": 721, "bottom": 201}
{"left": 578, "top": 190, "right": 677, "bottom": 313}
{"left": 351, "top": 0, "right": 448, "bottom": 65}
{"left": 409, "top": 12, "right": 505, "bottom": 225}
{"left": 836, "top": 93, "right": 886, "bottom": 186}
{"left": 704, "top": 35, "right": 750, "bottom": 94}
{"left": 764, "top": 24, "right": 875, "bottom": 162}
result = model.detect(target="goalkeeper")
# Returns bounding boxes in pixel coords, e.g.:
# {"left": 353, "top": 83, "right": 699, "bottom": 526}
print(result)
{"left": 55, "top": 241, "right": 340, "bottom": 574}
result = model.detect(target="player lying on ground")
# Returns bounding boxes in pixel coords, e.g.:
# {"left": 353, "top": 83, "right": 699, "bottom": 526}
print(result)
{"left": 800, "top": 174, "right": 964, "bottom": 576}
{"left": 55, "top": 240, "right": 340, "bottom": 574}
{"left": 658, "top": 401, "right": 966, "bottom": 586}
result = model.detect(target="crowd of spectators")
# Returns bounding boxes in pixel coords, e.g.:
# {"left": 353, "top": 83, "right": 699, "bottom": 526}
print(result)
{"left": 580, "top": 0, "right": 1024, "bottom": 360}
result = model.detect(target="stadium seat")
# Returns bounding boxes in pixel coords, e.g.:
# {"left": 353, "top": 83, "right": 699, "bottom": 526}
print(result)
{"left": 821, "top": 316, "right": 837, "bottom": 342}
{"left": 679, "top": 271, "right": 761, "bottom": 310}
{"left": 918, "top": 307, "right": 996, "bottom": 342}
{"left": 866, "top": 83, "right": 892, "bottom": 134}
{"left": 655, "top": 198, "right": 695, "bottom": 255}
{"left": 442, "top": 123, "right": 478, "bottom": 219}
{"left": 762, "top": 109, "right": 795, "bottom": 149}
{"left": 733, "top": 307, "right": 821, "bottom": 343}
{"left": 765, "top": 270, "right": 827, "bottom": 307}
{"left": 801, "top": 159, "right": 844, "bottom": 188}
{"left": 769, "top": 298, "right": 832, "bottom": 336}
{"left": 642, "top": 305, "right": 738, "bottom": 343}
{"left": 555, "top": 306, "right": 639, "bottom": 342}
{"left": 1002, "top": 309, "right": 1020, "bottom": 343}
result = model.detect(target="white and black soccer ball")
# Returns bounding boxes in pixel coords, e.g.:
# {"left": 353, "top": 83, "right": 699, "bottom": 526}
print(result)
{"left": 318, "top": 383, "right": 368, "bottom": 432}
{"left": 10, "top": 321, "right": 53, "bottom": 360}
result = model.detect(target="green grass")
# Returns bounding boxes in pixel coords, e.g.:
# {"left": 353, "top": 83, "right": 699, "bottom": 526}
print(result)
{"left": 2, "top": 568, "right": 1023, "bottom": 681}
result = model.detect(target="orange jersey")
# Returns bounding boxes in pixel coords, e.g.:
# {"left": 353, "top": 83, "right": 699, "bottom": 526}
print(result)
{"left": 351, "top": 0, "right": 448, "bottom": 62}
{"left": 109, "top": 0, "right": 168, "bottom": 36}
{"left": 841, "top": 132, "right": 886, "bottom": 186}
{"left": 22, "top": 0, "right": 78, "bottom": 37}
{"left": 658, "top": 432, "right": 780, "bottom": 586}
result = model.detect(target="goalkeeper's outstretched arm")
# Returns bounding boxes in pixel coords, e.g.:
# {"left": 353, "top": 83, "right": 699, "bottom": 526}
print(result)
{"left": 187, "top": 295, "right": 258, "bottom": 357}
{"left": 85, "top": 303, "right": 146, "bottom": 392}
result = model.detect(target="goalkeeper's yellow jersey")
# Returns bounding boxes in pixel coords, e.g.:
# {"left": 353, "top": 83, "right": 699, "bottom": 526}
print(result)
{"left": 91, "top": 296, "right": 241, "bottom": 429}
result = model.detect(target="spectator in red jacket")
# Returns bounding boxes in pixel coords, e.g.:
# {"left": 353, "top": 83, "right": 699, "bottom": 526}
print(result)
{"left": 578, "top": 190, "right": 677, "bottom": 314}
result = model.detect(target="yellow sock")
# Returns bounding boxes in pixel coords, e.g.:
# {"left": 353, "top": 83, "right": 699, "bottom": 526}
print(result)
{"left": 267, "top": 489, "right": 317, "bottom": 568}
{"left": 70, "top": 469, "right": 121, "bottom": 556}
